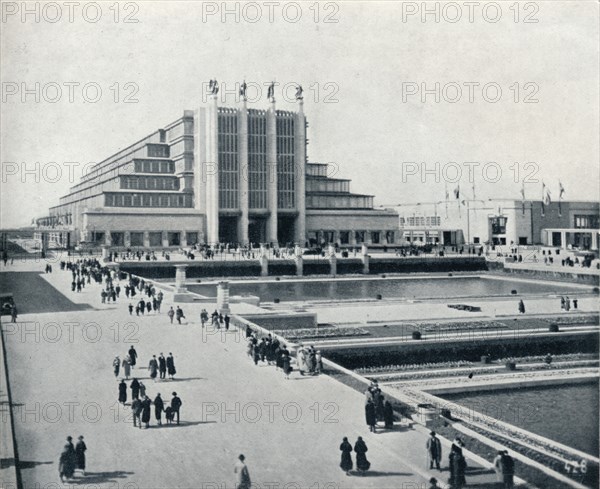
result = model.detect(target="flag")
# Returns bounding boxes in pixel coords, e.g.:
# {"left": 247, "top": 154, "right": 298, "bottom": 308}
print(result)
{"left": 541, "top": 182, "right": 546, "bottom": 216}
{"left": 454, "top": 185, "right": 460, "bottom": 199}
{"left": 520, "top": 183, "right": 526, "bottom": 215}
{"left": 558, "top": 181, "right": 565, "bottom": 215}
{"left": 544, "top": 188, "right": 552, "bottom": 205}
{"left": 444, "top": 182, "right": 449, "bottom": 218}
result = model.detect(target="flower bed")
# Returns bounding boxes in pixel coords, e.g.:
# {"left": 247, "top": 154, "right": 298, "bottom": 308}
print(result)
{"left": 374, "top": 361, "right": 598, "bottom": 383}
{"left": 415, "top": 320, "right": 509, "bottom": 333}
{"left": 354, "top": 353, "right": 598, "bottom": 375}
{"left": 273, "top": 326, "right": 370, "bottom": 341}
{"left": 544, "top": 315, "right": 599, "bottom": 326}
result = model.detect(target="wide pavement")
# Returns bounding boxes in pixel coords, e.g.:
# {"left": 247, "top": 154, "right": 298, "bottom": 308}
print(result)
{"left": 1, "top": 262, "right": 522, "bottom": 488}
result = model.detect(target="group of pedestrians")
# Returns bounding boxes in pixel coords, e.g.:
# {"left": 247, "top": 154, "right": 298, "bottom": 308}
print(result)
{"left": 339, "top": 436, "right": 371, "bottom": 476}
{"left": 147, "top": 353, "right": 177, "bottom": 380}
{"left": 246, "top": 331, "right": 294, "bottom": 379}
{"left": 130, "top": 391, "right": 182, "bottom": 428}
{"left": 364, "top": 380, "right": 395, "bottom": 433}
{"left": 560, "top": 296, "right": 578, "bottom": 311}
{"left": 167, "top": 306, "right": 186, "bottom": 324}
{"left": 113, "top": 346, "right": 139, "bottom": 379}
{"left": 58, "top": 435, "right": 87, "bottom": 482}
{"left": 200, "top": 308, "right": 231, "bottom": 329}
{"left": 128, "top": 294, "right": 163, "bottom": 316}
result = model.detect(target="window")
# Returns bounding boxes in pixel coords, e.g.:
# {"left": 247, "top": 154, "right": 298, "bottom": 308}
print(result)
{"left": 355, "top": 231, "right": 365, "bottom": 244}
{"left": 186, "top": 232, "right": 198, "bottom": 245}
{"left": 518, "top": 237, "right": 528, "bottom": 245}
{"left": 385, "top": 231, "right": 395, "bottom": 244}
{"left": 168, "top": 232, "right": 181, "bottom": 246}
{"left": 339, "top": 231, "right": 350, "bottom": 245}
{"left": 473, "top": 237, "right": 480, "bottom": 244}
{"left": 149, "top": 232, "right": 163, "bottom": 247}
{"left": 574, "top": 215, "right": 599, "bottom": 229}
{"left": 371, "top": 231, "right": 380, "bottom": 244}
{"left": 91, "top": 231, "right": 105, "bottom": 244}
{"left": 130, "top": 232, "right": 144, "bottom": 246}
{"left": 111, "top": 232, "right": 125, "bottom": 246}
{"left": 490, "top": 216, "right": 507, "bottom": 235}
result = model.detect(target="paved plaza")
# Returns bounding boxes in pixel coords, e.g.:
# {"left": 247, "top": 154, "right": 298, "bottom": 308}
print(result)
{"left": 0, "top": 261, "right": 524, "bottom": 489}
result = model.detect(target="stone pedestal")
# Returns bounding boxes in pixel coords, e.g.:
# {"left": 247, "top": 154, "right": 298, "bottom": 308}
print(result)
{"left": 174, "top": 265, "right": 195, "bottom": 302}
{"left": 260, "top": 255, "right": 269, "bottom": 277}
{"left": 175, "top": 265, "right": 187, "bottom": 293}
{"left": 328, "top": 245, "right": 337, "bottom": 276}
{"left": 101, "top": 245, "right": 110, "bottom": 262}
{"left": 217, "top": 281, "right": 231, "bottom": 315}
{"left": 362, "top": 253, "right": 370, "bottom": 274}
{"left": 295, "top": 255, "right": 303, "bottom": 276}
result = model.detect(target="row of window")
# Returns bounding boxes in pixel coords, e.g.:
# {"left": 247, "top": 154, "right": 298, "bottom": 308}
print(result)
{"left": 574, "top": 215, "right": 599, "bottom": 229}
{"left": 147, "top": 144, "right": 169, "bottom": 158}
{"left": 400, "top": 216, "right": 442, "bottom": 227}
{"left": 308, "top": 230, "right": 395, "bottom": 245}
{"left": 134, "top": 160, "right": 175, "bottom": 174}
{"left": 306, "top": 164, "right": 329, "bottom": 177}
{"left": 121, "top": 176, "right": 178, "bottom": 190}
{"left": 306, "top": 179, "right": 350, "bottom": 193}
{"left": 306, "top": 195, "right": 374, "bottom": 209}
{"left": 248, "top": 118, "right": 268, "bottom": 209}
{"left": 92, "top": 231, "right": 199, "bottom": 247}
{"left": 219, "top": 114, "right": 240, "bottom": 210}
{"left": 104, "top": 192, "right": 193, "bottom": 208}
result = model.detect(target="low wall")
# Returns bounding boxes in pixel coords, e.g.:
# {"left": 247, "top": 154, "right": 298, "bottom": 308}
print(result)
{"left": 119, "top": 256, "right": 489, "bottom": 279}
{"left": 498, "top": 263, "right": 600, "bottom": 285}
{"left": 369, "top": 256, "right": 487, "bottom": 274}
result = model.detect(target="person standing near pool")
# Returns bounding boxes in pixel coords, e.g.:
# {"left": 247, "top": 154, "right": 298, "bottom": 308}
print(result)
{"left": 518, "top": 300, "right": 525, "bottom": 314}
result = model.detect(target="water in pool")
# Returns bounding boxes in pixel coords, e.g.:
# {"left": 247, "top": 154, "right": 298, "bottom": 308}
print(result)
{"left": 441, "top": 381, "right": 599, "bottom": 456}
{"left": 188, "top": 276, "right": 585, "bottom": 302}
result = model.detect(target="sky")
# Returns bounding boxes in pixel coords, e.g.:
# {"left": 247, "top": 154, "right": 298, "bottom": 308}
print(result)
{"left": 1, "top": 0, "right": 599, "bottom": 228}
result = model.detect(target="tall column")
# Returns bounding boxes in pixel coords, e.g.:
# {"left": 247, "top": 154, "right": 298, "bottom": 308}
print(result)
{"left": 295, "top": 97, "right": 306, "bottom": 246}
{"left": 560, "top": 231, "right": 567, "bottom": 249}
{"left": 205, "top": 94, "right": 220, "bottom": 245}
{"left": 328, "top": 245, "right": 337, "bottom": 276}
{"left": 266, "top": 98, "right": 278, "bottom": 244}
{"left": 238, "top": 98, "right": 249, "bottom": 245}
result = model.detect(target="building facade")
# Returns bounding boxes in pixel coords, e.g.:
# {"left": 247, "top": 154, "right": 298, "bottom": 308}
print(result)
{"left": 35, "top": 95, "right": 399, "bottom": 249}
{"left": 397, "top": 199, "right": 600, "bottom": 251}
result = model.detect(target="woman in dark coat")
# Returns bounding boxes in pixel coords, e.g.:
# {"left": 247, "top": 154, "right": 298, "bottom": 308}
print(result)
{"left": 130, "top": 378, "right": 140, "bottom": 400}
{"left": 365, "top": 398, "right": 377, "bottom": 433}
{"left": 141, "top": 396, "right": 152, "bottom": 428}
{"left": 354, "top": 437, "right": 370, "bottom": 475}
{"left": 59, "top": 444, "right": 75, "bottom": 482}
{"left": 128, "top": 346, "right": 137, "bottom": 367}
{"left": 449, "top": 439, "right": 467, "bottom": 488}
{"left": 339, "top": 437, "right": 353, "bottom": 475}
{"left": 118, "top": 380, "right": 127, "bottom": 404}
{"left": 282, "top": 351, "right": 291, "bottom": 379}
{"left": 154, "top": 393, "right": 164, "bottom": 425}
{"left": 75, "top": 436, "right": 87, "bottom": 475}
{"left": 383, "top": 399, "right": 395, "bottom": 429}
{"left": 167, "top": 353, "right": 176, "bottom": 379}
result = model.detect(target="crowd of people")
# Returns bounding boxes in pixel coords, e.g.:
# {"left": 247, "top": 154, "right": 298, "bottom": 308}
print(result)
{"left": 112, "top": 346, "right": 182, "bottom": 429}
{"left": 244, "top": 328, "right": 323, "bottom": 379}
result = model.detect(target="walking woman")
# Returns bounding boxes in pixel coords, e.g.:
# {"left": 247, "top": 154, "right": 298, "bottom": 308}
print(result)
{"left": 75, "top": 436, "right": 87, "bottom": 476}
{"left": 354, "top": 437, "right": 371, "bottom": 475}
{"left": 118, "top": 379, "right": 127, "bottom": 405}
{"left": 148, "top": 355, "right": 158, "bottom": 381}
{"left": 339, "top": 437, "right": 353, "bottom": 476}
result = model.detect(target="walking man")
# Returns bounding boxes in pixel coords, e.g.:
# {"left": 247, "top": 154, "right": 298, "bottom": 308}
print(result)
{"left": 158, "top": 353, "right": 167, "bottom": 380}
